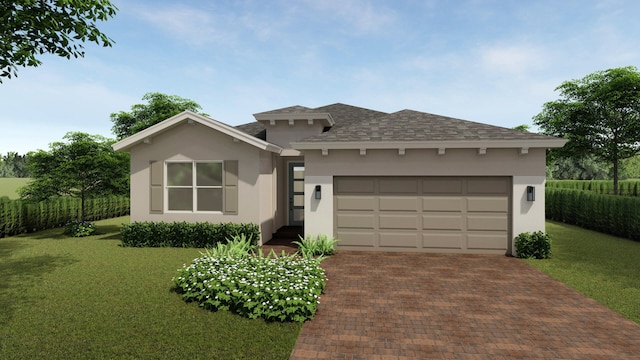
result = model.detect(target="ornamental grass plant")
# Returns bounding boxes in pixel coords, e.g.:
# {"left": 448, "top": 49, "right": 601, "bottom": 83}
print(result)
{"left": 293, "top": 234, "right": 339, "bottom": 259}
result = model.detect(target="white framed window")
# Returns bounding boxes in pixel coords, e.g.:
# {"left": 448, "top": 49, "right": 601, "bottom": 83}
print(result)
{"left": 166, "top": 161, "right": 223, "bottom": 212}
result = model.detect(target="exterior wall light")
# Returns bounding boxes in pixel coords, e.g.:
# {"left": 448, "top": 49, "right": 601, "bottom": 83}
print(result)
{"left": 314, "top": 185, "right": 321, "bottom": 199}
{"left": 526, "top": 186, "right": 535, "bottom": 201}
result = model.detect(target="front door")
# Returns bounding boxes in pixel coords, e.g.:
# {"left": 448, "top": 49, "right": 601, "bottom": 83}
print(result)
{"left": 288, "top": 162, "right": 304, "bottom": 226}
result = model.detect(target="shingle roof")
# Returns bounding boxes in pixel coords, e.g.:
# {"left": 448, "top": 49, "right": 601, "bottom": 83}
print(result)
{"left": 235, "top": 121, "right": 266, "bottom": 140}
{"left": 300, "top": 109, "right": 556, "bottom": 142}
{"left": 235, "top": 103, "right": 561, "bottom": 144}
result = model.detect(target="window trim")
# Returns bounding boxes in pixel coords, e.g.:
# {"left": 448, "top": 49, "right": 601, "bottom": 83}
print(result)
{"left": 165, "top": 160, "right": 224, "bottom": 213}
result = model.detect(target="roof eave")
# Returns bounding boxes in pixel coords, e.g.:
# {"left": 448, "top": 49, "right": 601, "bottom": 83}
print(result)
{"left": 291, "top": 139, "right": 568, "bottom": 151}
{"left": 112, "top": 110, "right": 283, "bottom": 153}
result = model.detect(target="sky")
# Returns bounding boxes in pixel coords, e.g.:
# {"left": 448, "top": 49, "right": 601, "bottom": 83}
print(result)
{"left": 2, "top": 0, "right": 640, "bottom": 154}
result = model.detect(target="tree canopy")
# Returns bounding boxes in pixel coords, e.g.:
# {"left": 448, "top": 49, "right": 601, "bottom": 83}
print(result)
{"left": 533, "top": 66, "right": 640, "bottom": 194}
{"left": 0, "top": 152, "right": 30, "bottom": 177}
{"left": 0, "top": 0, "right": 117, "bottom": 82}
{"left": 19, "top": 132, "right": 129, "bottom": 220}
{"left": 111, "top": 92, "right": 207, "bottom": 139}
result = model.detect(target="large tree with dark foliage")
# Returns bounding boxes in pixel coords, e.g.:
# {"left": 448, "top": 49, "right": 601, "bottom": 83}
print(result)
{"left": 533, "top": 66, "right": 640, "bottom": 194}
{"left": 110, "top": 92, "right": 207, "bottom": 139}
{"left": 0, "top": 0, "right": 117, "bottom": 82}
{"left": 19, "top": 132, "right": 129, "bottom": 220}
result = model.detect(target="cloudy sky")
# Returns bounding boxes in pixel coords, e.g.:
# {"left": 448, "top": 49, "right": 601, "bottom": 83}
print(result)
{"left": 1, "top": 0, "right": 639, "bottom": 154}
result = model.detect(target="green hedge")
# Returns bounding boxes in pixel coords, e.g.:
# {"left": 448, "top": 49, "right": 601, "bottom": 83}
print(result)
{"left": 546, "top": 180, "right": 640, "bottom": 196}
{"left": 120, "top": 222, "right": 260, "bottom": 248}
{"left": 546, "top": 188, "right": 640, "bottom": 241}
{"left": 0, "top": 196, "right": 130, "bottom": 238}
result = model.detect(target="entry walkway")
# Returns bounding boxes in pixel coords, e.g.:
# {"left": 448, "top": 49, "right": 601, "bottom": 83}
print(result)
{"left": 287, "top": 252, "right": 640, "bottom": 359}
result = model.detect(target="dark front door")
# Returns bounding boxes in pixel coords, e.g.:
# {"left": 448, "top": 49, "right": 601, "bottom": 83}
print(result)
{"left": 288, "top": 162, "right": 304, "bottom": 226}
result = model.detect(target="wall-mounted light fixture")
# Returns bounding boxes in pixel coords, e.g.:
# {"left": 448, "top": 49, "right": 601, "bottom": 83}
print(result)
{"left": 314, "top": 185, "right": 321, "bottom": 199}
{"left": 526, "top": 186, "right": 535, "bottom": 201}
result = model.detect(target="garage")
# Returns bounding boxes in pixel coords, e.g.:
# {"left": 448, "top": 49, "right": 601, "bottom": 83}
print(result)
{"left": 334, "top": 176, "right": 510, "bottom": 254}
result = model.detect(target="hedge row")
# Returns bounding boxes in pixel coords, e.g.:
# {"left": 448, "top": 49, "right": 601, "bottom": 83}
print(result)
{"left": 0, "top": 196, "right": 130, "bottom": 238}
{"left": 120, "top": 222, "right": 260, "bottom": 248}
{"left": 546, "top": 188, "right": 640, "bottom": 241}
{"left": 546, "top": 180, "right": 640, "bottom": 196}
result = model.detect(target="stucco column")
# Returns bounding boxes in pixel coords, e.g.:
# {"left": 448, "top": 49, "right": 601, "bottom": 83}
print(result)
{"left": 304, "top": 175, "right": 334, "bottom": 238}
{"left": 511, "top": 176, "right": 546, "bottom": 255}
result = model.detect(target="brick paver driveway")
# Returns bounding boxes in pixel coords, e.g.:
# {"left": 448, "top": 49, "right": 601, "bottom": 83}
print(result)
{"left": 289, "top": 252, "right": 640, "bottom": 359}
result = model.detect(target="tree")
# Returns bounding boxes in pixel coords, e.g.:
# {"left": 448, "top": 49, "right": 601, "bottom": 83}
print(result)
{"left": 0, "top": 152, "right": 30, "bottom": 177}
{"left": 19, "top": 132, "right": 129, "bottom": 220}
{"left": 111, "top": 92, "right": 207, "bottom": 139}
{"left": 546, "top": 155, "right": 610, "bottom": 180}
{"left": 0, "top": 0, "right": 117, "bottom": 82}
{"left": 533, "top": 66, "right": 640, "bottom": 194}
{"left": 512, "top": 124, "right": 531, "bottom": 132}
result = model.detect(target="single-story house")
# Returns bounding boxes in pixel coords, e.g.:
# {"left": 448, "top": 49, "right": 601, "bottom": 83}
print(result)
{"left": 112, "top": 103, "right": 566, "bottom": 255}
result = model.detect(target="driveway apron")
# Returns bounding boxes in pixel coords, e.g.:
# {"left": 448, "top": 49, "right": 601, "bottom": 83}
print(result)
{"left": 289, "top": 252, "right": 640, "bottom": 359}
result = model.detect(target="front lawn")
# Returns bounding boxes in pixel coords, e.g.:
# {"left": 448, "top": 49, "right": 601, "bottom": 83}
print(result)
{"left": 0, "top": 177, "right": 30, "bottom": 199}
{"left": 526, "top": 221, "right": 640, "bottom": 324}
{"left": 0, "top": 216, "right": 301, "bottom": 360}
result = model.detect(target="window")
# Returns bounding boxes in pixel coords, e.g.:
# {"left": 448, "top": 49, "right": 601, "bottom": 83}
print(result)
{"left": 166, "top": 161, "right": 223, "bottom": 212}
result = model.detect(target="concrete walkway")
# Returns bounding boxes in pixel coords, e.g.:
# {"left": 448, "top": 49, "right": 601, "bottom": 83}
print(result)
{"left": 287, "top": 252, "right": 640, "bottom": 359}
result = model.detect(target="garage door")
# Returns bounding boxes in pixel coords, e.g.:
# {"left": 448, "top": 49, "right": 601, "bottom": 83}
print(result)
{"left": 334, "top": 177, "right": 510, "bottom": 254}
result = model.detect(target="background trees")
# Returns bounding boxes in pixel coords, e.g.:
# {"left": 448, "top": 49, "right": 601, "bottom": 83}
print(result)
{"left": 110, "top": 92, "right": 206, "bottom": 139}
{"left": 19, "top": 132, "right": 129, "bottom": 220}
{"left": 1, "top": 0, "right": 117, "bottom": 81}
{"left": 0, "top": 152, "right": 30, "bottom": 177}
{"left": 534, "top": 66, "right": 640, "bottom": 194}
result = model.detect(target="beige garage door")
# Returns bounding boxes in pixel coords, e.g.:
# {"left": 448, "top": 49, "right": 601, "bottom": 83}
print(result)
{"left": 334, "top": 177, "right": 510, "bottom": 254}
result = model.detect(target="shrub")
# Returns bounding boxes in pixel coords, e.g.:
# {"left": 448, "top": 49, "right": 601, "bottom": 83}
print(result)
{"left": 203, "top": 234, "right": 257, "bottom": 259}
{"left": 515, "top": 231, "right": 552, "bottom": 259}
{"left": 0, "top": 195, "right": 129, "bottom": 238}
{"left": 173, "top": 248, "right": 326, "bottom": 322}
{"left": 63, "top": 219, "right": 96, "bottom": 237}
{"left": 546, "top": 188, "right": 640, "bottom": 241}
{"left": 120, "top": 221, "right": 260, "bottom": 248}
{"left": 293, "top": 234, "right": 339, "bottom": 259}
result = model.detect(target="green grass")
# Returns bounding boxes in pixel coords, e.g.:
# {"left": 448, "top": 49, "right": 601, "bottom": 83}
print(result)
{"left": 0, "top": 216, "right": 301, "bottom": 360}
{"left": 526, "top": 221, "right": 640, "bottom": 324}
{"left": 0, "top": 178, "right": 30, "bottom": 199}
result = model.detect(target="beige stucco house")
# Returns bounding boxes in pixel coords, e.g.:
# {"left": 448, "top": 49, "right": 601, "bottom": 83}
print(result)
{"left": 113, "top": 103, "right": 566, "bottom": 255}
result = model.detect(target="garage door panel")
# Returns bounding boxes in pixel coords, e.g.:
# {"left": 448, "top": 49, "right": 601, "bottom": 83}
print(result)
{"left": 379, "top": 179, "right": 418, "bottom": 193}
{"left": 379, "top": 197, "right": 419, "bottom": 211}
{"left": 336, "top": 214, "right": 375, "bottom": 229}
{"left": 467, "top": 233, "right": 507, "bottom": 250}
{"left": 335, "top": 178, "right": 375, "bottom": 193}
{"left": 379, "top": 232, "right": 419, "bottom": 248}
{"left": 422, "top": 215, "right": 463, "bottom": 230}
{"left": 423, "top": 197, "right": 464, "bottom": 212}
{"left": 422, "top": 233, "right": 463, "bottom": 249}
{"left": 334, "top": 176, "right": 510, "bottom": 254}
{"left": 467, "top": 197, "right": 508, "bottom": 212}
{"left": 336, "top": 231, "right": 375, "bottom": 247}
{"left": 379, "top": 214, "right": 418, "bottom": 230}
{"left": 336, "top": 196, "right": 375, "bottom": 211}
{"left": 467, "top": 215, "right": 508, "bottom": 231}
{"left": 467, "top": 178, "right": 509, "bottom": 195}
{"left": 422, "top": 179, "right": 463, "bottom": 194}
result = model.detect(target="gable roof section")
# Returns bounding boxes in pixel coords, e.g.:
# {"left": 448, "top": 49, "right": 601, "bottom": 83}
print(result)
{"left": 253, "top": 105, "right": 316, "bottom": 115}
{"left": 112, "top": 110, "right": 282, "bottom": 153}
{"left": 292, "top": 109, "right": 567, "bottom": 150}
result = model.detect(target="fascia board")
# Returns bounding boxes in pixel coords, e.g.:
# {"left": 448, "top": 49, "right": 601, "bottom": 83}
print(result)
{"left": 290, "top": 139, "right": 568, "bottom": 150}
{"left": 254, "top": 112, "right": 335, "bottom": 126}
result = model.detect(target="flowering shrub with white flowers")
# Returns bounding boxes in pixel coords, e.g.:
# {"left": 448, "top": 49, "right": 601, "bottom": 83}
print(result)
{"left": 173, "top": 251, "right": 327, "bottom": 322}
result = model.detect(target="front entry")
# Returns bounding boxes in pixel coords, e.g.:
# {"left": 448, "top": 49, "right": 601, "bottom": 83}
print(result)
{"left": 288, "top": 162, "right": 304, "bottom": 226}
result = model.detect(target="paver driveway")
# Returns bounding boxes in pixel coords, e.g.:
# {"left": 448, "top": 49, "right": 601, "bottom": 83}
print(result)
{"left": 289, "top": 252, "right": 640, "bottom": 359}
